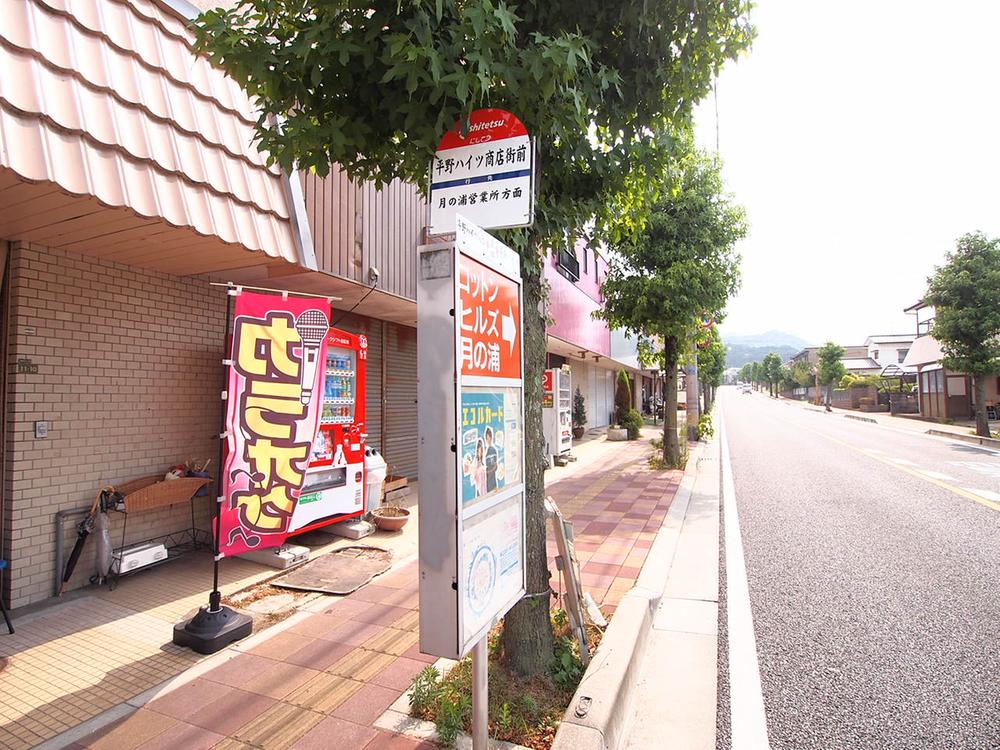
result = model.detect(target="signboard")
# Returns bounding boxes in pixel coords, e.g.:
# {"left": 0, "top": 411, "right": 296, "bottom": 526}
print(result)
{"left": 429, "top": 109, "right": 534, "bottom": 235}
{"left": 418, "top": 215, "right": 527, "bottom": 659}
{"left": 542, "top": 369, "right": 555, "bottom": 408}
{"left": 218, "top": 291, "right": 330, "bottom": 556}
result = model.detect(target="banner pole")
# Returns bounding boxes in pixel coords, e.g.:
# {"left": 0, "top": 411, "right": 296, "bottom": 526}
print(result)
{"left": 172, "top": 287, "right": 252, "bottom": 654}
{"left": 208, "top": 288, "right": 233, "bottom": 613}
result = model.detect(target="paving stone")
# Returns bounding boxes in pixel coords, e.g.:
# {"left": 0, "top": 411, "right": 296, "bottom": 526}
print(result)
{"left": 331, "top": 683, "right": 401, "bottom": 725}
{"left": 289, "top": 716, "right": 379, "bottom": 750}
{"left": 233, "top": 702, "right": 325, "bottom": 750}
{"left": 286, "top": 672, "right": 365, "bottom": 713}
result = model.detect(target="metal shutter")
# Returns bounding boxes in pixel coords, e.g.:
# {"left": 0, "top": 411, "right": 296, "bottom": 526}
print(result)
{"left": 333, "top": 312, "right": 383, "bottom": 450}
{"left": 384, "top": 322, "right": 419, "bottom": 479}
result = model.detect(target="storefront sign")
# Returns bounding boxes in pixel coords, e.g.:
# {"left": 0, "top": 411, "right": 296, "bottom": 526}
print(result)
{"left": 542, "top": 369, "right": 555, "bottom": 408}
{"left": 418, "top": 215, "right": 526, "bottom": 659}
{"left": 218, "top": 291, "right": 330, "bottom": 556}
{"left": 429, "top": 109, "right": 534, "bottom": 235}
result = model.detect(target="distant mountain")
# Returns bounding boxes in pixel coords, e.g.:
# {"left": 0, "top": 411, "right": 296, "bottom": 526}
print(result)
{"left": 724, "top": 343, "right": 800, "bottom": 370}
{"left": 723, "top": 330, "right": 812, "bottom": 349}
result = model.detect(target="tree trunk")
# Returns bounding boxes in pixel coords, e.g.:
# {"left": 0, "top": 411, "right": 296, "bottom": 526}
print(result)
{"left": 501, "top": 257, "right": 553, "bottom": 676}
{"left": 973, "top": 375, "right": 990, "bottom": 437}
{"left": 663, "top": 336, "right": 681, "bottom": 466}
{"left": 825, "top": 382, "right": 833, "bottom": 411}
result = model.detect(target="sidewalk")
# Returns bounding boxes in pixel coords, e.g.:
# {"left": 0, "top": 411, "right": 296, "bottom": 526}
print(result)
{"left": 785, "top": 397, "right": 993, "bottom": 438}
{"left": 29, "top": 430, "right": 682, "bottom": 750}
{"left": 624, "top": 433, "right": 720, "bottom": 749}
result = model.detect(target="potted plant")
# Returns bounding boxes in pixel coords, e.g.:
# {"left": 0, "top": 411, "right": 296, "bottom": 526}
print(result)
{"left": 572, "top": 387, "right": 587, "bottom": 439}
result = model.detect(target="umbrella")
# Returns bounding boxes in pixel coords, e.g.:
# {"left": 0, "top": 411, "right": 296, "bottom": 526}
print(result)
{"left": 59, "top": 490, "right": 104, "bottom": 595}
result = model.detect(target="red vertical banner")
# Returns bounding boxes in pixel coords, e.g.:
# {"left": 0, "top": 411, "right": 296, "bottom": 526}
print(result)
{"left": 218, "top": 291, "right": 330, "bottom": 556}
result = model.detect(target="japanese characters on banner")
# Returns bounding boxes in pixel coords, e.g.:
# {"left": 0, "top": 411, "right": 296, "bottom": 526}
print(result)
{"left": 429, "top": 109, "right": 534, "bottom": 235}
{"left": 459, "top": 253, "right": 521, "bottom": 379}
{"left": 218, "top": 291, "right": 330, "bottom": 556}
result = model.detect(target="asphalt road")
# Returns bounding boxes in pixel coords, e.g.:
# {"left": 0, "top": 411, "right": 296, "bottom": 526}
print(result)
{"left": 718, "top": 387, "right": 1000, "bottom": 749}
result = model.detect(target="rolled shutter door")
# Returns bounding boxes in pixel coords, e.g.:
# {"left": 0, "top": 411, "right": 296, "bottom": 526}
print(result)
{"left": 384, "top": 323, "right": 419, "bottom": 479}
{"left": 333, "top": 312, "right": 382, "bottom": 450}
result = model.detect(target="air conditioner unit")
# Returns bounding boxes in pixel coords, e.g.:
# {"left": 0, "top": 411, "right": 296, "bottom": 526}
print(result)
{"left": 112, "top": 542, "right": 168, "bottom": 575}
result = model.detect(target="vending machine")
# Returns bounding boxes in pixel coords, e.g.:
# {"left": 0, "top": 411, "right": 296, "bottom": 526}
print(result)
{"left": 542, "top": 366, "right": 573, "bottom": 465}
{"left": 291, "top": 328, "right": 369, "bottom": 534}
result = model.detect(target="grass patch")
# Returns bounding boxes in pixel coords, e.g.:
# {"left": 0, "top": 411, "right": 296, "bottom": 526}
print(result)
{"left": 648, "top": 435, "right": 688, "bottom": 470}
{"left": 409, "top": 609, "right": 604, "bottom": 748}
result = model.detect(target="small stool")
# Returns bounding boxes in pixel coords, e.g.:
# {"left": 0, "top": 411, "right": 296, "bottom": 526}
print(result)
{"left": 0, "top": 560, "right": 12, "bottom": 634}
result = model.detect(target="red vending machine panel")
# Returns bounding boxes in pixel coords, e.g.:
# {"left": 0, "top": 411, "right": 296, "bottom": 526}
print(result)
{"left": 291, "top": 328, "right": 368, "bottom": 534}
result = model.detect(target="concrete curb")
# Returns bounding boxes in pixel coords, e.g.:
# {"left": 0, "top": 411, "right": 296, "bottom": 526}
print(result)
{"left": 926, "top": 429, "right": 1000, "bottom": 449}
{"left": 844, "top": 414, "right": 878, "bottom": 424}
{"left": 551, "top": 439, "right": 708, "bottom": 750}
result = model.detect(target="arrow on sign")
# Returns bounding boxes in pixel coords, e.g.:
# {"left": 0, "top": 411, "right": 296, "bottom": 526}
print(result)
{"left": 502, "top": 305, "right": 516, "bottom": 355}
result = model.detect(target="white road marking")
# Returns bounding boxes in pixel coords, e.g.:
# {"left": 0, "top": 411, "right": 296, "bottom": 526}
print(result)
{"left": 962, "top": 488, "right": 1000, "bottom": 503}
{"left": 919, "top": 470, "right": 958, "bottom": 482}
{"left": 888, "top": 457, "right": 918, "bottom": 466}
{"left": 948, "top": 461, "right": 1000, "bottom": 479}
{"left": 720, "top": 409, "right": 771, "bottom": 749}
{"left": 865, "top": 448, "right": 888, "bottom": 455}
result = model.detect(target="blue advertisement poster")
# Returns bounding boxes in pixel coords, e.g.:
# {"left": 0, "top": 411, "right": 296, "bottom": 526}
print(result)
{"left": 460, "top": 390, "right": 506, "bottom": 504}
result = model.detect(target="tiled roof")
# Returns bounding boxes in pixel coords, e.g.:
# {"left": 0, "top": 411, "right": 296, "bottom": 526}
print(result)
{"left": 0, "top": 0, "right": 300, "bottom": 263}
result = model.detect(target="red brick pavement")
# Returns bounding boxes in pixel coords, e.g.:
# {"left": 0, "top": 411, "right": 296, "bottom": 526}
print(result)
{"left": 75, "top": 440, "right": 681, "bottom": 749}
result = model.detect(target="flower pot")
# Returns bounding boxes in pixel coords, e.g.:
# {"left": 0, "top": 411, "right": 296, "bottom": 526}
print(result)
{"left": 607, "top": 427, "right": 628, "bottom": 442}
{"left": 572, "top": 426, "right": 585, "bottom": 439}
{"left": 371, "top": 506, "right": 410, "bottom": 532}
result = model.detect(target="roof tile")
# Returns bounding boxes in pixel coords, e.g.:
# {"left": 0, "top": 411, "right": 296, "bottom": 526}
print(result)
{"left": 0, "top": 0, "right": 300, "bottom": 264}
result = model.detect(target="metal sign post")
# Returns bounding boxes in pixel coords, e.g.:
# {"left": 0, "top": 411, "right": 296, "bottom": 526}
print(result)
{"left": 418, "top": 215, "right": 527, "bottom": 750}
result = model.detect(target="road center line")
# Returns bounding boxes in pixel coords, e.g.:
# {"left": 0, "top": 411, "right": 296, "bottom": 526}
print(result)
{"left": 720, "top": 408, "right": 771, "bottom": 749}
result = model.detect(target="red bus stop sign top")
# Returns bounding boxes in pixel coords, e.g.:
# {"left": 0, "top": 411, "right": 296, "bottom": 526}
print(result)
{"left": 429, "top": 109, "right": 534, "bottom": 235}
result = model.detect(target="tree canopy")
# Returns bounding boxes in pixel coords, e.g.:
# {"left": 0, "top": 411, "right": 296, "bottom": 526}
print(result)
{"left": 196, "top": 0, "right": 754, "bottom": 254}
{"left": 925, "top": 231, "right": 1000, "bottom": 435}
{"left": 599, "top": 146, "right": 746, "bottom": 464}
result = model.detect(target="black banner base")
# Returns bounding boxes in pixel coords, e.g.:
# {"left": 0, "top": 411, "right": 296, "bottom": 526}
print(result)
{"left": 172, "top": 604, "right": 252, "bottom": 655}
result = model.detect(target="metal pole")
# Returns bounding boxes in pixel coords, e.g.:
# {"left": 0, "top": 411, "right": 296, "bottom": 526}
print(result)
{"left": 472, "top": 637, "right": 488, "bottom": 750}
{"left": 209, "top": 289, "right": 234, "bottom": 613}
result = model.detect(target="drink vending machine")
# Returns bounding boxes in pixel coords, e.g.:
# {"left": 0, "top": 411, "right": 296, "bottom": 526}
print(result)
{"left": 292, "top": 328, "right": 370, "bottom": 533}
{"left": 542, "top": 366, "right": 573, "bottom": 466}
{"left": 239, "top": 326, "right": 387, "bottom": 569}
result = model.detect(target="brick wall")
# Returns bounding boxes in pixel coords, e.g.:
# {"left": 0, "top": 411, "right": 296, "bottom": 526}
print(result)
{"left": 2, "top": 243, "right": 226, "bottom": 608}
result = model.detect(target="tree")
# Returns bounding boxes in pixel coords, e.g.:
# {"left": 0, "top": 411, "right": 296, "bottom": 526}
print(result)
{"left": 817, "top": 342, "right": 846, "bottom": 411}
{"left": 925, "top": 232, "right": 1000, "bottom": 436}
{"left": 698, "top": 327, "right": 726, "bottom": 412}
{"left": 614, "top": 369, "right": 632, "bottom": 425}
{"left": 195, "top": 0, "right": 753, "bottom": 677}
{"left": 600, "top": 146, "right": 746, "bottom": 467}
{"left": 789, "top": 359, "right": 815, "bottom": 389}
{"left": 762, "top": 352, "right": 783, "bottom": 397}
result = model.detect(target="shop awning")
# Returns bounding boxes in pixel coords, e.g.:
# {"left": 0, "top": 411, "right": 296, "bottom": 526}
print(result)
{"left": 902, "top": 335, "right": 944, "bottom": 368}
{"left": 0, "top": 0, "right": 311, "bottom": 275}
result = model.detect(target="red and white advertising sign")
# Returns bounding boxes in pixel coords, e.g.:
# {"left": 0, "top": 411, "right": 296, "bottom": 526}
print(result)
{"left": 542, "top": 369, "right": 554, "bottom": 393}
{"left": 218, "top": 291, "right": 330, "bottom": 556}
{"left": 459, "top": 254, "right": 521, "bottom": 380}
{"left": 429, "top": 108, "right": 534, "bottom": 235}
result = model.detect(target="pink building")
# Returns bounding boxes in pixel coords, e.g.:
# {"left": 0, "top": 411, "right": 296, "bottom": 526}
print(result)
{"left": 543, "top": 241, "right": 644, "bottom": 428}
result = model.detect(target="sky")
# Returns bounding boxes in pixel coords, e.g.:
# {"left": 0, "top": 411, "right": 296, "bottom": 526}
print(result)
{"left": 694, "top": 1, "right": 1000, "bottom": 346}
